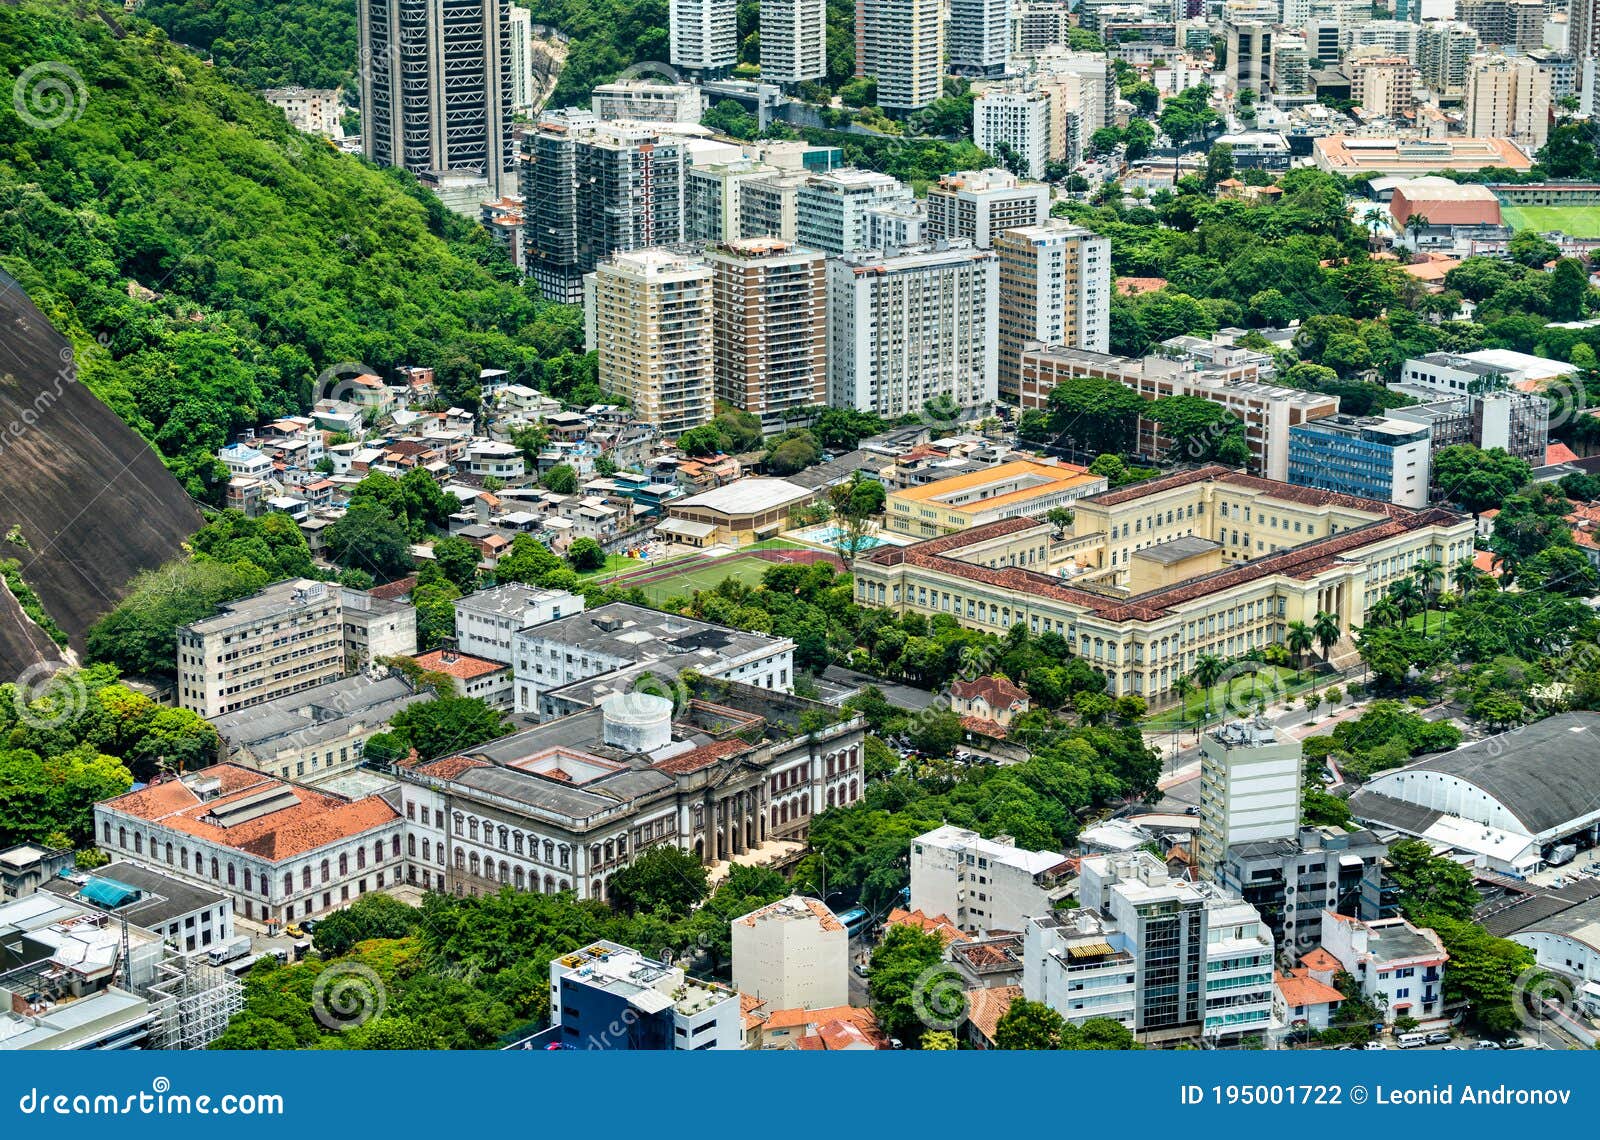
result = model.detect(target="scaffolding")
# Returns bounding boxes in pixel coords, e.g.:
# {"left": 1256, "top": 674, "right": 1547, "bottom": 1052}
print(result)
{"left": 142, "top": 959, "right": 244, "bottom": 1051}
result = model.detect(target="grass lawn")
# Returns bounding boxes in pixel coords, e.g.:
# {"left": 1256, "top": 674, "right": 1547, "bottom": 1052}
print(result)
{"left": 1143, "top": 664, "right": 1321, "bottom": 729}
{"left": 627, "top": 555, "right": 776, "bottom": 606}
{"left": 1500, "top": 205, "right": 1600, "bottom": 239}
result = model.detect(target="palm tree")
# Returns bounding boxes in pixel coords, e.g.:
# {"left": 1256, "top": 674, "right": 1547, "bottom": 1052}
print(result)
{"left": 1413, "top": 560, "right": 1444, "bottom": 634}
{"left": 1312, "top": 610, "right": 1342, "bottom": 666}
{"left": 1388, "top": 578, "right": 1424, "bottom": 626}
{"left": 1286, "top": 620, "right": 1315, "bottom": 669}
{"left": 957, "top": 644, "right": 988, "bottom": 680}
{"left": 1404, "top": 212, "right": 1429, "bottom": 245}
{"left": 1369, "top": 596, "right": 1402, "bottom": 628}
{"left": 1452, "top": 556, "right": 1485, "bottom": 597}
{"left": 1194, "top": 653, "right": 1225, "bottom": 718}
{"left": 1174, "top": 674, "right": 1194, "bottom": 718}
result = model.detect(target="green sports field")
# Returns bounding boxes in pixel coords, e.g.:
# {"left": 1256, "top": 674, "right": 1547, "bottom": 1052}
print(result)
{"left": 608, "top": 554, "right": 777, "bottom": 606}
{"left": 1500, "top": 204, "right": 1600, "bottom": 238}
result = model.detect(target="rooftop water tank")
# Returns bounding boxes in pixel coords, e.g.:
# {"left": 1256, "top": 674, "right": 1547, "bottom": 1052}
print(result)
{"left": 601, "top": 692, "right": 673, "bottom": 753}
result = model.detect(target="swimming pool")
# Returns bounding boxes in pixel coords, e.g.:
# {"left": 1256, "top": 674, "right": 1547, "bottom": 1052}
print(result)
{"left": 790, "top": 524, "right": 904, "bottom": 550}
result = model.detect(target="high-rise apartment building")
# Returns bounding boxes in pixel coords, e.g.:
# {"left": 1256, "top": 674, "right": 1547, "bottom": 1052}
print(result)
{"left": 951, "top": 0, "right": 1013, "bottom": 76}
{"left": 1457, "top": 0, "right": 1546, "bottom": 48}
{"left": 761, "top": 0, "right": 828, "bottom": 84}
{"left": 972, "top": 86, "right": 1054, "bottom": 178}
{"left": 706, "top": 239, "right": 827, "bottom": 433}
{"left": 1273, "top": 36, "right": 1312, "bottom": 95}
{"left": 795, "top": 168, "right": 914, "bottom": 253}
{"left": 590, "top": 80, "right": 704, "bottom": 123}
{"left": 1196, "top": 719, "right": 1303, "bottom": 882}
{"left": 856, "top": 0, "right": 945, "bottom": 110}
{"left": 670, "top": 0, "right": 738, "bottom": 75}
{"left": 687, "top": 161, "right": 780, "bottom": 242}
{"left": 827, "top": 243, "right": 999, "bottom": 417}
{"left": 1348, "top": 53, "right": 1418, "bottom": 118}
{"left": 925, "top": 169, "right": 1050, "bottom": 248}
{"left": 1011, "top": 0, "right": 1074, "bottom": 53}
{"left": 740, "top": 171, "right": 809, "bottom": 241}
{"left": 358, "top": 0, "right": 515, "bottom": 212}
{"left": 588, "top": 250, "right": 715, "bottom": 437}
{"left": 177, "top": 580, "right": 345, "bottom": 718}
{"left": 1418, "top": 21, "right": 1481, "bottom": 99}
{"left": 507, "top": 5, "right": 536, "bottom": 113}
{"left": 1464, "top": 51, "right": 1551, "bottom": 147}
{"left": 522, "top": 113, "right": 689, "bottom": 303}
{"left": 1227, "top": 21, "right": 1274, "bottom": 93}
{"left": 1574, "top": 0, "right": 1600, "bottom": 64}
{"left": 994, "top": 222, "right": 1111, "bottom": 399}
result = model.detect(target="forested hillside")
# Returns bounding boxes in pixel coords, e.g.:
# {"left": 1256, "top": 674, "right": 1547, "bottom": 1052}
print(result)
{"left": 137, "top": 0, "right": 358, "bottom": 90}
{"left": 0, "top": 0, "right": 585, "bottom": 500}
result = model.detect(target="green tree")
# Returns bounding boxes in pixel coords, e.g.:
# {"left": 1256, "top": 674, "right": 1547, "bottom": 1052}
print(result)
{"left": 325, "top": 503, "right": 414, "bottom": 583}
{"left": 1385, "top": 839, "right": 1478, "bottom": 921}
{"left": 605, "top": 845, "right": 709, "bottom": 917}
{"left": 993, "top": 997, "right": 1067, "bottom": 1049}
{"left": 427, "top": 535, "right": 482, "bottom": 593}
{"left": 868, "top": 924, "right": 949, "bottom": 1045}
{"left": 312, "top": 893, "right": 420, "bottom": 956}
{"left": 543, "top": 465, "right": 579, "bottom": 494}
{"left": 567, "top": 537, "right": 607, "bottom": 572}
{"left": 385, "top": 697, "right": 507, "bottom": 763}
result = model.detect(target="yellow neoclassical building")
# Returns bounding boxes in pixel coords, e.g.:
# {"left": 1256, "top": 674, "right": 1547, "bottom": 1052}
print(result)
{"left": 853, "top": 466, "right": 1474, "bottom": 703}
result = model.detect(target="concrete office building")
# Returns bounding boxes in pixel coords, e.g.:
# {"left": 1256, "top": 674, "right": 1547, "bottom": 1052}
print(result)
{"left": 1464, "top": 52, "right": 1551, "bottom": 148}
{"left": 972, "top": 86, "right": 1054, "bottom": 179}
{"left": 706, "top": 239, "right": 827, "bottom": 433}
{"left": 827, "top": 243, "right": 999, "bottom": 418}
{"left": 1287, "top": 415, "right": 1432, "bottom": 509}
{"left": 911, "top": 825, "right": 1070, "bottom": 932}
{"left": 1012, "top": 0, "right": 1074, "bottom": 53}
{"left": 40, "top": 862, "right": 236, "bottom": 958}
{"left": 731, "top": 895, "right": 848, "bottom": 1010}
{"left": 1347, "top": 19, "right": 1422, "bottom": 60}
{"left": 590, "top": 81, "right": 704, "bottom": 123}
{"left": 1228, "top": 21, "right": 1274, "bottom": 93}
{"left": 341, "top": 586, "right": 417, "bottom": 668}
{"left": 453, "top": 583, "right": 586, "bottom": 664}
{"left": 995, "top": 222, "right": 1111, "bottom": 399}
{"left": 1220, "top": 826, "right": 1391, "bottom": 961}
{"left": 951, "top": 0, "right": 1013, "bottom": 76}
{"left": 670, "top": 0, "right": 738, "bottom": 75}
{"left": 740, "top": 170, "right": 808, "bottom": 242}
{"left": 588, "top": 249, "right": 714, "bottom": 438}
{"left": 761, "top": 0, "right": 828, "bottom": 83}
{"left": 855, "top": 0, "right": 944, "bottom": 110}
{"left": 795, "top": 168, "right": 914, "bottom": 254}
{"left": 522, "top": 113, "right": 689, "bottom": 303}
{"left": 177, "top": 579, "right": 344, "bottom": 718}
{"left": 687, "top": 161, "right": 779, "bottom": 242}
{"left": 358, "top": 0, "right": 516, "bottom": 211}
{"left": 1196, "top": 718, "right": 1303, "bottom": 881}
{"left": 925, "top": 170, "right": 1050, "bottom": 249}
{"left": 548, "top": 940, "right": 742, "bottom": 1049}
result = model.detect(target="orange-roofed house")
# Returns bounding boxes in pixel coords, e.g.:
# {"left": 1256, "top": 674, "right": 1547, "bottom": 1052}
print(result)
{"left": 756, "top": 1004, "right": 888, "bottom": 1049}
{"left": 1274, "top": 969, "right": 1345, "bottom": 1032}
{"left": 94, "top": 765, "right": 403, "bottom": 928}
{"left": 964, "top": 984, "right": 1022, "bottom": 1049}
{"left": 949, "top": 675, "right": 1031, "bottom": 733}
{"left": 883, "top": 458, "right": 1107, "bottom": 539}
{"left": 887, "top": 907, "right": 971, "bottom": 945}
{"left": 412, "top": 648, "right": 513, "bottom": 709}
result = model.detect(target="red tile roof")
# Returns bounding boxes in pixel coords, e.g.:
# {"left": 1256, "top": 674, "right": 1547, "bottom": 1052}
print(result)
{"left": 887, "top": 907, "right": 970, "bottom": 944}
{"left": 1548, "top": 442, "right": 1580, "bottom": 465}
{"left": 949, "top": 674, "right": 1030, "bottom": 708}
{"left": 102, "top": 765, "right": 399, "bottom": 863}
{"left": 412, "top": 649, "right": 507, "bottom": 680}
{"left": 763, "top": 1004, "right": 879, "bottom": 1031}
{"left": 1299, "top": 947, "right": 1342, "bottom": 973}
{"left": 965, "top": 984, "right": 1022, "bottom": 1042}
{"left": 652, "top": 737, "right": 751, "bottom": 775}
{"left": 960, "top": 715, "right": 1009, "bottom": 739}
{"left": 1276, "top": 969, "right": 1345, "bottom": 1008}
{"left": 367, "top": 576, "right": 418, "bottom": 600}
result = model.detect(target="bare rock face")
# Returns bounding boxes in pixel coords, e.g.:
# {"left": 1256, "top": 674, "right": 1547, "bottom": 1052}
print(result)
{"left": 0, "top": 271, "right": 201, "bottom": 672}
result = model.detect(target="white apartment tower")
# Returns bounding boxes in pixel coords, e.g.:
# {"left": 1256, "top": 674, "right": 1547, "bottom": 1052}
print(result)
{"left": 994, "top": 221, "right": 1111, "bottom": 400}
{"left": 972, "top": 85, "right": 1054, "bottom": 178}
{"left": 705, "top": 239, "right": 828, "bottom": 433}
{"left": 761, "top": 0, "right": 828, "bottom": 84}
{"left": 731, "top": 896, "right": 849, "bottom": 1010}
{"left": 911, "top": 825, "right": 1066, "bottom": 933}
{"left": 671, "top": 0, "right": 739, "bottom": 75}
{"left": 925, "top": 169, "right": 1050, "bottom": 249}
{"left": 827, "top": 243, "right": 999, "bottom": 417}
{"left": 795, "top": 168, "right": 914, "bottom": 253}
{"left": 856, "top": 0, "right": 945, "bottom": 110}
{"left": 1196, "top": 719, "right": 1304, "bottom": 881}
{"left": 1464, "top": 52, "right": 1551, "bottom": 147}
{"left": 1348, "top": 53, "right": 1417, "bottom": 119}
{"left": 588, "top": 250, "right": 715, "bottom": 438}
{"left": 1418, "top": 22, "right": 1482, "bottom": 99}
{"left": 951, "top": 0, "right": 1013, "bottom": 77}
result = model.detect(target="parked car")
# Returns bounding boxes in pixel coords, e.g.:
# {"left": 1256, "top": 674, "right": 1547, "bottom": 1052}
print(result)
{"left": 1364, "top": 1042, "right": 1386, "bottom": 1050}
{"left": 284, "top": 923, "right": 306, "bottom": 939}
{"left": 852, "top": 962, "right": 870, "bottom": 978}
{"left": 1502, "top": 1037, "right": 1524, "bottom": 1049}
{"left": 1426, "top": 1031, "right": 1453, "bottom": 1044}
{"left": 1472, "top": 1040, "right": 1500, "bottom": 1050}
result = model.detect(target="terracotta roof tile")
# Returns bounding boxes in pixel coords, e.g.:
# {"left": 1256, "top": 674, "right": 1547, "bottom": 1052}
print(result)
{"left": 887, "top": 907, "right": 970, "bottom": 944}
{"left": 1299, "top": 947, "right": 1342, "bottom": 972}
{"left": 652, "top": 738, "right": 751, "bottom": 776}
{"left": 965, "top": 984, "right": 1022, "bottom": 1041}
{"left": 1276, "top": 969, "right": 1346, "bottom": 1008}
{"left": 412, "top": 649, "right": 507, "bottom": 680}
{"left": 949, "top": 674, "right": 1030, "bottom": 708}
{"left": 960, "top": 715, "right": 1009, "bottom": 739}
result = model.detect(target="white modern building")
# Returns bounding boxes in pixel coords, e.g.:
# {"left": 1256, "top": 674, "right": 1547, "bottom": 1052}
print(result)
{"left": 910, "top": 825, "right": 1068, "bottom": 933}
{"left": 925, "top": 169, "right": 1050, "bottom": 249}
{"left": 591, "top": 81, "right": 704, "bottom": 123}
{"left": 994, "top": 221, "right": 1111, "bottom": 398}
{"left": 341, "top": 586, "right": 418, "bottom": 668}
{"left": 761, "top": 0, "right": 828, "bottom": 84}
{"left": 453, "top": 583, "right": 586, "bottom": 665}
{"left": 1023, "top": 908, "right": 1139, "bottom": 1028}
{"left": 1319, "top": 911, "right": 1449, "bottom": 1024}
{"left": 972, "top": 85, "right": 1054, "bottom": 179}
{"left": 549, "top": 940, "right": 743, "bottom": 1049}
{"left": 670, "top": 0, "right": 738, "bottom": 75}
{"left": 731, "top": 895, "right": 848, "bottom": 1010}
{"left": 827, "top": 242, "right": 999, "bottom": 418}
{"left": 1196, "top": 718, "right": 1303, "bottom": 881}
{"left": 795, "top": 168, "right": 915, "bottom": 254}
{"left": 1464, "top": 52, "right": 1551, "bottom": 148}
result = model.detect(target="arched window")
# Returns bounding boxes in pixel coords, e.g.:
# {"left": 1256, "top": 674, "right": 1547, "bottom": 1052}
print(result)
{"left": 421, "top": 838, "right": 430, "bottom": 862}
{"left": 392, "top": 836, "right": 400, "bottom": 858}
{"left": 453, "top": 813, "right": 464, "bottom": 836}
{"left": 118, "top": 827, "right": 126, "bottom": 848}
{"left": 320, "top": 859, "right": 330, "bottom": 883}
{"left": 469, "top": 852, "right": 480, "bottom": 876}
{"left": 408, "top": 835, "right": 417, "bottom": 857}
{"left": 544, "top": 874, "right": 555, "bottom": 893}
{"left": 356, "top": 846, "right": 367, "bottom": 870}
{"left": 849, "top": 778, "right": 858, "bottom": 801}
{"left": 499, "top": 860, "right": 509, "bottom": 883}
{"left": 514, "top": 866, "right": 525, "bottom": 889}
{"left": 133, "top": 833, "right": 143, "bottom": 854}
{"left": 604, "top": 839, "right": 614, "bottom": 862}
{"left": 543, "top": 839, "right": 554, "bottom": 862}
{"left": 827, "top": 787, "right": 836, "bottom": 809}
{"left": 559, "top": 879, "right": 569, "bottom": 892}
{"left": 590, "top": 844, "right": 601, "bottom": 867}
{"left": 340, "top": 853, "right": 350, "bottom": 875}
{"left": 283, "top": 872, "right": 293, "bottom": 896}
{"left": 468, "top": 818, "right": 479, "bottom": 840}
{"left": 303, "top": 867, "right": 311, "bottom": 889}
{"left": 437, "top": 845, "right": 445, "bottom": 865}
{"left": 373, "top": 840, "right": 384, "bottom": 864}
{"left": 455, "top": 848, "right": 466, "bottom": 870}
{"left": 591, "top": 881, "right": 603, "bottom": 900}
{"left": 211, "top": 857, "right": 220, "bottom": 880}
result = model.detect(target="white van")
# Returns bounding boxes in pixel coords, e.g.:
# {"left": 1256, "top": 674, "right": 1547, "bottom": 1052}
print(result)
{"left": 1397, "top": 1032, "right": 1428, "bottom": 1049}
